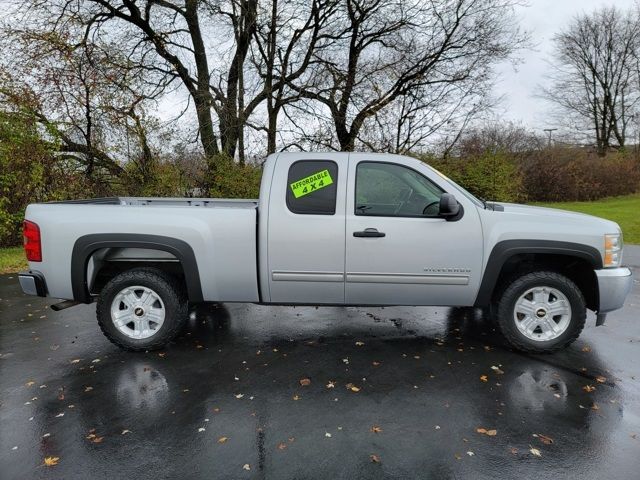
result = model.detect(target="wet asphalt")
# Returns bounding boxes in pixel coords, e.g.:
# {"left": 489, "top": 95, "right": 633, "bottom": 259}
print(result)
{"left": 1, "top": 250, "right": 639, "bottom": 480}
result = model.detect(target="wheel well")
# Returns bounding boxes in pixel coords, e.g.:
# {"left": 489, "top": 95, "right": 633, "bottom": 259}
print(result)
{"left": 88, "top": 248, "right": 187, "bottom": 297}
{"left": 71, "top": 234, "right": 204, "bottom": 303}
{"left": 491, "top": 253, "right": 598, "bottom": 311}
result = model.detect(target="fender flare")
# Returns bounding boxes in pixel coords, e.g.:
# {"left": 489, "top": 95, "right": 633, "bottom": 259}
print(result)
{"left": 71, "top": 233, "right": 203, "bottom": 303}
{"left": 474, "top": 239, "right": 602, "bottom": 307}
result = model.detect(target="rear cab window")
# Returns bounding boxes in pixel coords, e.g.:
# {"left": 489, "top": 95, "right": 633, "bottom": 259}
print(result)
{"left": 286, "top": 160, "right": 338, "bottom": 215}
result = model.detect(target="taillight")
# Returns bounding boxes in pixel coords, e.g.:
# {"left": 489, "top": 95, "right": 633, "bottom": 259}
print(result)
{"left": 23, "top": 220, "right": 42, "bottom": 262}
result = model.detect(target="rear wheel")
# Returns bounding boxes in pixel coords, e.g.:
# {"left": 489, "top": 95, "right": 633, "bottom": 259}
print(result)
{"left": 96, "top": 268, "right": 188, "bottom": 351}
{"left": 496, "top": 271, "right": 586, "bottom": 353}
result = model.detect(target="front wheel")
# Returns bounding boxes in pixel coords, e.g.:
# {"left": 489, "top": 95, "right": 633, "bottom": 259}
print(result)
{"left": 96, "top": 268, "right": 188, "bottom": 351}
{"left": 496, "top": 271, "right": 586, "bottom": 353}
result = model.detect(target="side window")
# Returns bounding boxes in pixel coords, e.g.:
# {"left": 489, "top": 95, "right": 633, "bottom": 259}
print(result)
{"left": 355, "top": 162, "right": 444, "bottom": 217}
{"left": 286, "top": 160, "right": 338, "bottom": 215}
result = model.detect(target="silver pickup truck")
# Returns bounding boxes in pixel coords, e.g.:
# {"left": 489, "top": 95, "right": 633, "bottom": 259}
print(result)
{"left": 19, "top": 152, "right": 633, "bottom": 353}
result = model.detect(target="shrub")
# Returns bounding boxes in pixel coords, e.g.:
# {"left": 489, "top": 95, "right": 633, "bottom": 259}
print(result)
{"left": 427, "top": 150, "right": 525, "bottom": 202}
{"left": 0, "top": 110, "right": 57, "bottom": 246}
{"left": 207, "top": 154, "right": 263, "bottom": 199}
{"left": 520, "top": 148, "right": 640, "bottom": 202}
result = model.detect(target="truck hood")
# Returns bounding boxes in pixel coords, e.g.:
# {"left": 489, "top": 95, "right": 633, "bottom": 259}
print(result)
{"left": 496, "top": 203, "right": 621, "bottom": 233}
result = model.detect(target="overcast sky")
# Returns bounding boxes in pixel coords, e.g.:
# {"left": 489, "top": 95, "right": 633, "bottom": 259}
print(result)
{"left": 496, "top": 0, "right": 637, "bottom": 133}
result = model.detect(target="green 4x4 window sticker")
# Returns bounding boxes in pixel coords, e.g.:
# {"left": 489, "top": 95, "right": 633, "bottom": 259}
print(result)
{"left": 290, "top": 169, "right": 334, "bottom": 198}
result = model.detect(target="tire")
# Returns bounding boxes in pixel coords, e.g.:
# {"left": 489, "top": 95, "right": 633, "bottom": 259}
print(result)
{"left": 96, "top": 268, "right": 188, "bottom": 351}
{"left": 495, "top": 271, "right": 586, "bottom": 353}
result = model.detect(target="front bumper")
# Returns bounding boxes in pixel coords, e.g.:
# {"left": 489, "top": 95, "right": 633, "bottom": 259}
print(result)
{"left": 596, "top": 267, "right": 633, "bottom": 314}
{"left": 18, "top": 271, "right": 47, "bottom": 297}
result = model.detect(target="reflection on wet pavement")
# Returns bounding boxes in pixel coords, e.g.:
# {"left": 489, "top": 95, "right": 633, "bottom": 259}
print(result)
{"left": 0, "top": 271, "right": 639, "bottom": 479}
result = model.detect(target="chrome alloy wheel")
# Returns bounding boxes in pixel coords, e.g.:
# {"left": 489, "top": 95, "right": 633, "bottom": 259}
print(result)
{"left": 513, "top": 286, "right": 572, "bottom": 342}
{"left": 110, "top": 286, "right": 166, "bottom": 339}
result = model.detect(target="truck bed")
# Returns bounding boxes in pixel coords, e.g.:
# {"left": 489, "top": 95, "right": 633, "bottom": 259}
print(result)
{"left": 25, "top": 198, "right": 260, "bottom": 302}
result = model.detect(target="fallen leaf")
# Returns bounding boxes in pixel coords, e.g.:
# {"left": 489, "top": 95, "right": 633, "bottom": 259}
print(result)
{"left": 198, "top": 428, "right": 206, "bottom": 432}
{"left": 345, "top": 383, "right": 360, "bottom": 392}
{"left": 476, "top": 428, "right": 497, "bottom": 436}
{"left": 277, "top": 442, "right": 287, "bottom": 450}
{"left": 326, "top": 381, "right": 336, "bottom": 389}
{"left": 292, "top": 394, "right": 301, "bottom": 401}
{"left": 466, "top": 451, "right": 475, "bottom": 456}
{"left": 355, "top": 341, "right": 365, "bottom": 346}
{"left": 535, "top": 434, "right": 554, "bottom": 445}
{"left": 372, "top": 361, "right": 381, "bottom": 366}
{"left": 454, "top": 453, "right": 462, "bottom": 460}
{"left": 25, "top": 381, "right": 35, "bottom": 387}
{"left": 486, "top": 429, "right": 497, "bottom": 436}
{"left": 235, "top": 394, "right": 244, "bottom": 399}
{"left": 591, "top": 403, "right": 600, "bottom": 411}
{"left": 510, "top": 447, "right": 518, "bottom": 455}
{"left": 218, "top": 436, "right": 228, "bottom": 444}
{"left": 490, "top": 366, "right": 505, "bottom": 374}
{"left": 595, "top": 376, "right": 607, "bottom": 384}
{"left": 530, "top": 447, "right": 542, "bottom": 457}
{"left": 480, "top": 375, "right": 488, "bottom": 382}
{"left": 583, "top": 385, "right": 596, "bottom": 393}
{"left": 55, "top": 413, "right": 64, "bottom": 418}
{"left": 43, "top": 456, "right": 59, "bottom": 466}
{"left": 370, "top": 425, "right": 382, "bottom": 433}
{"left": 299, "top": 378, "right": 311, "bottom": 386}
{"left": 70, "top": 359, "right": 81, "bottom": 364}
{"left": 370, "top": 454, "right": 381, "bottom": 463}
{"left": 325, "top": 432, "right": 332, "bottom": 438}
{"left": 121, "top": 430, "right": 131, "bottom": 435}
{"left": 91, "top": 436, "right": 104, "bottom": 444}
{"left": 243, "top": 464, "right": 251, "bottom": 471}
{"left": 581, "top": 346, "right": 591, "bottom": 352}
{"left": 84, "top": 386, "right": 93, "bottom": 392}
{"left": 91, "top": 359, "right": 100, "bottom": 363}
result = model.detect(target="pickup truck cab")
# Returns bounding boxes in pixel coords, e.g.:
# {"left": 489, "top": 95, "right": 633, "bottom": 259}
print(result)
{"left": 19, "top": 152, "right": 633, "bottom": 353}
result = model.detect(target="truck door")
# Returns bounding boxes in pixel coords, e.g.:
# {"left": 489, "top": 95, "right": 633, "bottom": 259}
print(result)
{"left": 344, "top": 154, "right": 483, "bottom": 306}
{"left": 265, "top": 154, "right": 347, "bottom": 304}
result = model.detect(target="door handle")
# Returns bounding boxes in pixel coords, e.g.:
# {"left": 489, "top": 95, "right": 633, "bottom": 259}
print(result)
{"left": 353, "top": 228, "right": 386, "bottom": 238}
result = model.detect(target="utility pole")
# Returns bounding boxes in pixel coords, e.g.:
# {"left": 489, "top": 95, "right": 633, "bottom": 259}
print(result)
{"left": 543, "top": 128, "right": 558, "bottom": 147}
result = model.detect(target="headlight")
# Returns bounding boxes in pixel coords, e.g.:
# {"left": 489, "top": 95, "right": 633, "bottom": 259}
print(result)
{"left": 604, "top": 233, "right": 623, "bottom": 267}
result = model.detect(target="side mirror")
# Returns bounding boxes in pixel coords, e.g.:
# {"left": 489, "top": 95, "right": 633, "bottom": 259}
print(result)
{"left": 439, "top": 193, "right": 460, "bottom": 218}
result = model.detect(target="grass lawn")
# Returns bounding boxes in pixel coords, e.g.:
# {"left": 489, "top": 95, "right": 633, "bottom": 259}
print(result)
{"left": 0, "top": 246, "right": 27, "bottom": 274}
{"left": 536, "top": 193, "right": 640, "bottom": 244}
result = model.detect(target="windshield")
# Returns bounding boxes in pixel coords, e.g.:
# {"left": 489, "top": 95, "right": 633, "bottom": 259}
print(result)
{"left": 427, "top": 165, "right": 485, "bottom": 208}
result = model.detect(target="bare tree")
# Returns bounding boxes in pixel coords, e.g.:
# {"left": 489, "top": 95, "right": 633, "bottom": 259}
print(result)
{"left": 0, "top": 21, "right": 172, "bottom": 187}
{"left": 543, "top": 6, "right": 640, "bottom": 155}
{"left": 357, "top": 79, "right": 497, "bottom": 154}
{"left": 249, "top": 0, "right": 338, "bottom": 155}
{"left": 289, "top": 0, "right": 526, "bottom": 152}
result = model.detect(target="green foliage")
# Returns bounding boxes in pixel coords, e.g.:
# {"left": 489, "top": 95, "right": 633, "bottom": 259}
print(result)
{"left": 0, "top": 110, "right": 56, "bottom": 246}
{"left": 207, "top": 154, "right": 263, "bottom": 199}
{"left": 427, "top": 150, "right": 524, "bottom": 202}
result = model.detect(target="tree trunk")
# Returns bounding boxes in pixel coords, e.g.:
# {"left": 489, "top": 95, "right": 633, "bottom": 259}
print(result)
{"left": 185, "top": 0, "right": 219, "bottom": 161}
